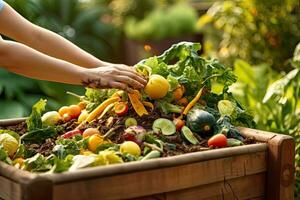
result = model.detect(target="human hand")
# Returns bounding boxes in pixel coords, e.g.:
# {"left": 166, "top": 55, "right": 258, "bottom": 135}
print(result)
{"left": 80, "top": 64, "right": 147, "bottom": 92}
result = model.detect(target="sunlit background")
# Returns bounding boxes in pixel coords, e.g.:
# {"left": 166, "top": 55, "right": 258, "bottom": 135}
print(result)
{"left": 0, "top": 0, "right": 299, "bottom": 195}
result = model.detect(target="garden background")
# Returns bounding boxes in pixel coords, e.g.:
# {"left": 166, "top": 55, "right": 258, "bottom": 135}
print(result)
{"left": 0, "top": 0, "right": 299, "bottom": 197}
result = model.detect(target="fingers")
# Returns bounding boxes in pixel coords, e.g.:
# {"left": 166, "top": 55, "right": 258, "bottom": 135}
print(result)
{"left": 115, "top": 65, "right": 147, "bottom": 86}
{"left": 115, "top": 76, "right": 144, "bottom": 89}
{"left": 109, "top": 81, "right": 133, "bottom": 93}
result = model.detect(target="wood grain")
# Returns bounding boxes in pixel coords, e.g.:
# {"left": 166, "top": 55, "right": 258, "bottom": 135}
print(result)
{"left": 0, "top": 176, "right": 22, "bottom": 200}
{"left": 53, "top": 152, "right": 267, "bottom": 200}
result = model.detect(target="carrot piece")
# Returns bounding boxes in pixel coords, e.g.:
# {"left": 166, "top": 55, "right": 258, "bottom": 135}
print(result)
{"left": 85, "top": 97, "right": 120, "bottom": 123}
{"left": 182, "top": 86, "right": 204, "bottom": 115}
{"left": 128, "top": 90, "right": 148, "bottom": 116}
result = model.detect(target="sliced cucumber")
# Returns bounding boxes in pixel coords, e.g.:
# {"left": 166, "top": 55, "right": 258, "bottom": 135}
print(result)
{"left": 152, "top": 118, "right": 176, "bottom": 136}
{"left": 227, "top": 138, "right": 244, "bottom": 147}
{"left": 181, "top": 126, "right": 199, "bottom": 145}
{"left": 125, "top": 118, "right": 138, "bottom": 128}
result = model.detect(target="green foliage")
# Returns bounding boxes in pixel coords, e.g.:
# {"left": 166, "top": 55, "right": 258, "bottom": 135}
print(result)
{"left": 229, "top": 47, "right": 300, "bottom": 196}
{"left": 124, "top": 3, "right": 198, "bottom": 41}
{"left": 198, "top": 0, "right": 300, "bottom": 71}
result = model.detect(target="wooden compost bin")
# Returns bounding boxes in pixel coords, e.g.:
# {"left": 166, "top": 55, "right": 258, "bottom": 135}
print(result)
{"left": 0, "top": 118, "right": 295, "bottom": 200}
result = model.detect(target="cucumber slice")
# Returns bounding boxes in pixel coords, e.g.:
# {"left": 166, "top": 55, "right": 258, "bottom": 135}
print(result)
{"left": 125, "top": 118, "right": 138, "bottom": 128}
{"left": 152, "top": 118, "right": 176, "bottom": 136}
{"left": 181, "top": 126, "right": 199, "bottom": 145}
{"left": 227, "top": 138, "right": 243, "bottom": 147}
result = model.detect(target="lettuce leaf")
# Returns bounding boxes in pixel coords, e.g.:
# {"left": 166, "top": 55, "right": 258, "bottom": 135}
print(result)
{"left": 26, "top": 99, "right": 47, "bottom": 131}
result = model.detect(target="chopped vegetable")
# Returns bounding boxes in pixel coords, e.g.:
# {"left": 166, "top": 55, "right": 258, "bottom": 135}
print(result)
{"left": 98, "top": 103, "right": 116, "bottom": 119}
{"left": 182, "top": 86, "right": 204, "bottom": 115}
{"left": 172, "top": 85, "right": 185, "bottom": 100}
{"left": 120, "top": 141, "right": 141, "bottom": 156}
{"left": 88, "top": 134, "right": 105, "bottom": 152}
{"left": 142, "top": 101, "right": 154, "bottom": 111}
{"left": 0, "top": 133, "right": 19, "bottom": 157}
{"left": 141, "top": 150, "right": 161, "bottom": 161}
{"left": 173, "top": 118, "right": 185, "bottom": 131}
{"left": 157, "top": 100, "right": 183, "bottom": 114}
{"left": 61, "top": 129, "right": 82, "bottom": 139}
{"left": 42, "top": 111, "right": 61, "bottom": 126}
{"left": 181, "top": 126, "right": 199, "bottom": 145}
{"left": 78, "top": 110, "right": 89, "bottom": 123}
{"left": 227, "top": 138, "right": 244, "bottom": 147}
{"left": 21, "top": 127, "right": 57, "bottom": 144}
{"left": 82, "top": 128, "right": 100, "bottom": 138}
{"left": 125, "top": 118, "right": 138, "bottom": 128}
{"left": 128, "top": 90, "right": 148, "bottom": 116}
{"left": 85, "top": 97, "right": 120, "bottom": 123}
{"left": 114, "top": 102, "right": 129, "bottom": 116}
{"left": 26, "top": 99, "right": 47, "bottom": 131}
{"left": 152, "top": 118, "right": 176, "bottom": 136}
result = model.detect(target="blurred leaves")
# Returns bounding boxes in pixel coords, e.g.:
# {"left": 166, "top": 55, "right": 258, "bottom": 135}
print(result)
{"left": 124, "top": 3, "right": 198, "bottom": 41}
{"left": 198, "top": 0, "right": 300, "bottom": 71}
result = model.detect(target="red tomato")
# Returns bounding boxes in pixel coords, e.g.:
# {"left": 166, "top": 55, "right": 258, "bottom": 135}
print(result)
{"left": 173, "top": 118, "right": 185, "bottom": 131}
{"left": 62, "top": 129, "right": 82, "bottom": 139}
{"left": 114, "top": 102, "right": 129, "bottom": 116}
{"left": 208, "top": 134, "right": 227, "bottom": 148}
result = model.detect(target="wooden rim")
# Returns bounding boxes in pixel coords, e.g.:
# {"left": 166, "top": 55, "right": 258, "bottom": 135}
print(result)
{"left": 0, "top": 118, "right": 27, "bottom": 126}
{"left": 42, "top": 143, "right": 267, "bottom": 184}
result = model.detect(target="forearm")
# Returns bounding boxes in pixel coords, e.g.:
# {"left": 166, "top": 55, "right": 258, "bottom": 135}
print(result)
{"left": 27, "top": 26, "right": 107, "bottom": 68}
{"left": 0, "top": 2, "right": 107, "bottom": 68}
{"left": 0, "top": 40, "right": 85, "bottom": 85}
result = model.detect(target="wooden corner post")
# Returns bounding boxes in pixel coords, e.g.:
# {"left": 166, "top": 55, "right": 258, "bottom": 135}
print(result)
{"left": 267, "top": 135, "right": 295, "bottom": 200}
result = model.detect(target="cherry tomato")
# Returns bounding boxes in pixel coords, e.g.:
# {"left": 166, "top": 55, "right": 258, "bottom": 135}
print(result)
{"left": 114, "top": 102, "right": 128, "bottom": 116}
{"left": 208, "top": 134, "right": 227, "bottom": 148}
{"left": 58, "top": 106, "right": 70, "bottom": 116}
{"left": 83, "top": 128, "right": 100, "bottom": 138}
{"left": 177, "top": 98, "right": 188, "bottom": 106}
{"left": 62, "top": 129, "right": 82, "bottom": 139}
{"left": 69, "top": 105, "right": 81, "bottom": 118}
{"left": 88, "top": 134, "right": 104, "bottom": 152}
{"left": 173, "top": 118, "right": 185, "bottom": 131}
{"left": 77, "top": 102, "right": 86, "bottom": 110}
{"left": 62, "top": 113, "right": 72, "bottom": 122}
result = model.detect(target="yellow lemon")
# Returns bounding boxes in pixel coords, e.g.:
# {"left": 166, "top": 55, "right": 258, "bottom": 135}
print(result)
{"left": 144, "top": 75, "right": 169, "bottom": 99}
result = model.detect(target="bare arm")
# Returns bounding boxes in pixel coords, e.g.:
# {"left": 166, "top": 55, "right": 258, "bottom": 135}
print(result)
{"left": 0, "top": 39, "right": 85, "bottom": 85}
{"left": 0, "top": 2, "right": 106, "bottom": 68}
{"left": 0, "top": 2, "right": 146, "bottom": 91}
{"left": 0, "top": 39, "right": 146, "bottom": 90}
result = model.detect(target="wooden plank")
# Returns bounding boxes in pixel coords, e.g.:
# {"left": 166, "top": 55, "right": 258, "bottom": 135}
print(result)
{"left": 0, "top": 176, "right": 22, "bottom": 200}
{"left": 164, "top": 173, "right": 265, "bottom": 200}
{"left": 53, "top": 152, "right": 266, "bottom": 200}
{"left": 266, "top": 134, "right": 295, "bottom": 200}
{"left": 44, "top": 143, "right": 267, "bottom": 184}
{"left": 0, "top": 162, "right": 36, "bottom": 183}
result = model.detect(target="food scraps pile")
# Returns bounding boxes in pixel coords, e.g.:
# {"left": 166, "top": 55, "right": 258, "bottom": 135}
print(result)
{"left": 0, "top": 42, "right": 255, "bottom": 173}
